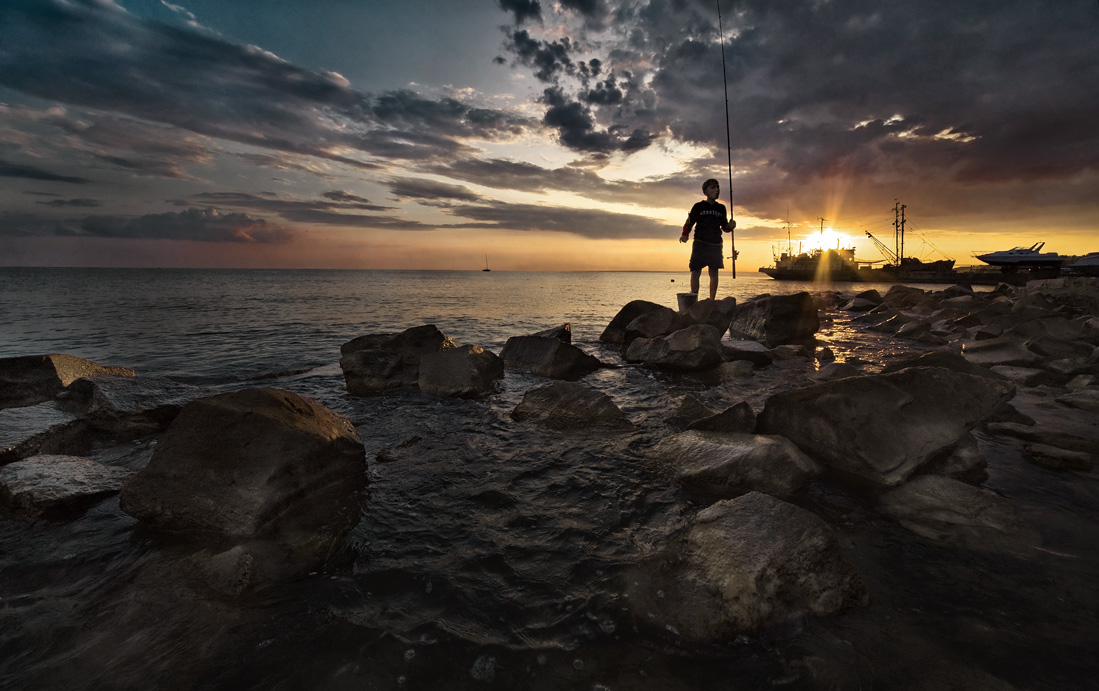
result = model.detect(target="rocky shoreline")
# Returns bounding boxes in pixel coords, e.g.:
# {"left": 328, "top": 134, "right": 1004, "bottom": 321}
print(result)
{"left": 2, "top": 277, "right": 1097, "bottom": 688}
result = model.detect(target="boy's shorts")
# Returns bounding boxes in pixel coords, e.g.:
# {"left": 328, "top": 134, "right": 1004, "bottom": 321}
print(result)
{"left": 689, "top": 242, "right": 724, "bottom": 271}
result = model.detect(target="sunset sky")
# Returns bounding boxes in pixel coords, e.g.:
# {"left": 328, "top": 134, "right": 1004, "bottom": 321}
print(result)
{"left": 1, "top": 0, "right": 1096, "bottom": 272}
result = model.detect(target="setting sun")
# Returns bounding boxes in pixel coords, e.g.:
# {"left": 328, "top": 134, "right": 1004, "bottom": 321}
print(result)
{"left": 804, "top": 228, "right": 852, "bottom": 252}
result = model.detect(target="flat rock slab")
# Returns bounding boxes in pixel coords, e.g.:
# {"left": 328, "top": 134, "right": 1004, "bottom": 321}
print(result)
{"left": 511, "top": 381, "right": 631, "bottom": 430}
{"left": 879, "top": 475, "right": 1040, "bottom": 552}
{"left": 628, "top": 491, "right": 867, "bottom": 643}
{"left": 757, "top": 367, "right": 1014, "bottom": 486}
{"left": 1024, "top": 443, "right": 1095, "bottom": 472}
{"left": 652, "top": 431, "right": 820, "bottom": 499}
{"left": 0, "top": 354, "right": 136, "bottom": 409}
{"left": 962, "top": 337, "right": 1044, "bottom": 368}
{"left": 0, "top": 454, "right": 130, "bottom": 519}
{"left": 0, "top": 403, "right": 76, "bottom": 455}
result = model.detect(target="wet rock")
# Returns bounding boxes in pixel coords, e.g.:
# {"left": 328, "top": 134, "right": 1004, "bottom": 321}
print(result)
{"left": 511, "top": 381, "right": 631, "bottom": 430}
{"left": 530, "top": 323, "right": 572, "bottom": 343}
{"left": 757, "top": 367, "right": 1014, "bottom": 486}
{"left": 1025, "top": 335, "right": 1095, "bottom": 361}
{"left": 0, "top": 454, "right": 130, "bottom": 519}
{"left": 623, "top": 306, "right": 682, "bottom": 349}
{"left": 682, "top": 297, "right": 737, "bottom": 337}
{"left": 653, "top": 431, "right": 819, "bottom": 499}
{"left": 1024, "top": 443, "right": 1095, "bottom": 472}
{"left": 962, "top": 337, "right": 1045, "bottom": 368}
{"left": 500, "top": 335, "right": 601, "bottom": 379}
{"left": 841, "top": 289, "right": 882, "bottom": 312}
{"left": 989, "top": 365, "right": 1059, "bottom": 388}
{"left": 600, "top": 300, "right": 672, "bottom": 345}
{"left": 727, "top": 292, "right": 820, "bottom": 347}
{"left": 667, "top": 394, "right": 716, "bottom": 429}
{"left": 0, "top": 354, "right": 135, "bottom": 410}
{"left": 881, "top": 285, "right": 928, "bottom": 310}
{"left": 1055, "top": 388, "right": 1099, "bottom": 413}
{"left": 687, "top": 401, "right": 756, "bottom": 433}
{"left": 339, "top": 324, "right": 458, "bottom": 395}
{"left": 1065, "top": 374, "right": 1097, "bottom": 390}
{"left": 815, "top": 346, "right": 835, "bottom": 362}
{"left": 771, "top": 344, "right": 811, "bottom": 360}
{"left": 1022, "top": 277, "right": 1099, "bottom": 315}
{"left": 418, "top": 344, "right": 504, "bottom": 397}
{"left": 0, "top": 403, "right": 77, "bottom": 464}
{"left": 879, "top": 475, "right": 1040, "bottom": 551}
{"left": 814, "top": 362, "right": 862, "bottom": 380}
{"left": 624, "top": 324, "right": 724, "bottom": 372}
{"left": 55, "top": 374, "right": 199, "bottom": 435}
{"left": 918, "top": 432, "right": 988, "bottom": 484}
{"left": 985, "top": 422, "right": 1096, "bottom": 453}
{"left": 721, "top": 339, "right": 773, "bottom": 366}
{"left": 717, "top": 360, "right": 755, "bottom": 379}
{"left": 120, "top": 388, "right": 367, "bottom": 561}
{"left": 628, "top": 492, "right": 867, "bottom": 643}
{"left": 881, "top": 351, "right": 1011, "bottom": 383}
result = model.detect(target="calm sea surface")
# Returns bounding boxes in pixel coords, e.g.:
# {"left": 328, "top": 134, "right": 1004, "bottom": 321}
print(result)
{"left": 1, "top": 268, "right": 1096, "bottom": 690}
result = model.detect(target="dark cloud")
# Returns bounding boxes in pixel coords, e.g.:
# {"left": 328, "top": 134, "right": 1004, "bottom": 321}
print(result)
{"left": 542, "top": 87, "right": 654, "bottom": 154}
{"left": 0, "top": 159, "right": 90, "bottom": 184}
{"left": 185, "top": 192, "right": 392, "bottom": 221}
{"left": 445, "top": 200, "right": 667, "bottom": 239}
{"left": 496, "top": 0, "right": 1099, "bottom": 208}
{"left": 388, "top": 178, "right": 483, "bottom": 203}
{"left": 498, "top": 0, "right": 541, "bottom": 25}
{"left": 62, "top": 208, "right": 294, "bottom": 243}
{"left": 36, "top": 198, "right": 102, "bottom": 208}
{"left": 0, "top": 0, "right": 532, "bottom": 169}
{"left": 323, "top": 191, "right": 372, "bottom": 204}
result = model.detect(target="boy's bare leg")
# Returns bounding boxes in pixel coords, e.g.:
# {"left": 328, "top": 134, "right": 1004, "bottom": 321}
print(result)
{"left": 690, "top": 269, "right": 701, "bottom": 295}
{"left": 708, "top": 267, "right": 719, "bottom": 300}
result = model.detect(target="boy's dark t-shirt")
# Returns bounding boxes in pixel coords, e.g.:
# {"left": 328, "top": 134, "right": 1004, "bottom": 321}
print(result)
{"left": 686, "top": 200, "right": 727, "bottom": 245}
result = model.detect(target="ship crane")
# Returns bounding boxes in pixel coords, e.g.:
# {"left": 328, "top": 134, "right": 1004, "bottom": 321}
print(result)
{"left": 865, "top": 230, "right": 898, "bottom": 266}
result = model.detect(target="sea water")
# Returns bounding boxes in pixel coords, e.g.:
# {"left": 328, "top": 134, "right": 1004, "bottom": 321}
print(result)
{"left": 1, "top": 268, "right": 1096, "bottom": 690}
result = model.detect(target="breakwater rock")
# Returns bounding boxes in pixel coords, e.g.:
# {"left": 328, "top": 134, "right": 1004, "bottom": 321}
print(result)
{"left": 0, "top": 353, "right": 135, "bottom": 409}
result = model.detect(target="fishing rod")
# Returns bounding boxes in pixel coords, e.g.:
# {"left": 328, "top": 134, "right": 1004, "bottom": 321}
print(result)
{"left": 716, "top": 0, "right": 736, "bottom": 278}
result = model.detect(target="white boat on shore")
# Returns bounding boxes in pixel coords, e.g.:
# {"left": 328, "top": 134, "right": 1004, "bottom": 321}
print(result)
{"left": 976, "top": 242, "right": 1064, "bottom": 268}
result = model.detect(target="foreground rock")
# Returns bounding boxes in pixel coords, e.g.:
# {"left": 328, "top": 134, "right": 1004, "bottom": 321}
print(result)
{"left": 339, "top": 324, "right": 457, "bottom": 394}
{"left": 0, "top": 354, "right": 136, "bottom": 409}
{"left": 757, "top": 367, "right": 1014, "bottom": 486}
{"left": 511, "top": 381, "right": 631, "bottom": 430}
{"left": 727, "top": 292, "right": 820, "bottom": 347}
{"left": 120, "top": 388, "right": 366, "bottom": 573}
{"left": 418, "top": 344, "right": 504, "bottom": 397}
{"left": 628, "top": 492, "right": 868, "bottom": 643}
{"left": 0, "top": 454, "right": 131, "bottom": 519}
{"left": 879, "top": 475, "right": 1040, "bottom": 551}
{"left": 652, "top": 431, "right": 820, "bottom": 500}
{"left": 624, "top": 324, "right": 724, "bottom": 371}
{"left": 500, "top": 335, "right": 601, "bottom": 379}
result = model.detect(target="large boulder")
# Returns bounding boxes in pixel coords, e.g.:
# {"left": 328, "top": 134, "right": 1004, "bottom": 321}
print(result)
{"left": 623, "top": 307, "right": 682, "bottom": 349}
{"left": 418, "top": 344, "right": 504, "bottom": 398}
{"left": 120, "top": 388, "right": 366, "bottom": 555}
{"left": 0, "top": 454, "right": 130, "bottom": 519}
{"left": 624, "top": 324, "right": 724, "bottom": 372}
{"left": 500, "top": 336, "right": 601, "bottom": 379}
{"left": 682, "top": 297, "right": 737, "bottom": 337}
{"left": 756, "top": 367, "right": 1015, "bottom": 486}
{"left": 653, "top": 431, "right": 820, "bottom": 499}
{"left": 511, "top": 381, "right": 630, "bottom": 430}
{"left": 627, "top": 492, "right": 867, "bottom": 643}
{"left": 339, "top": 324, "right": 457, "bottom": 394}
{"left": 600, "top": 300, "right": 671, "bottom": 345}
{"left": 727, "top": 292, "right": 819, "bottom": 347}
{"left": 879, "top": 475, "right": 1039, "bottom": 551}
{"left": 0, "top": 354, "right": 135, "bottom": 409}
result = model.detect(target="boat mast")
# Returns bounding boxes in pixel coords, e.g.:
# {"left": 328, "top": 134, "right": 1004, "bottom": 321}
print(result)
{"left": 893, "top": 201, "right": 906, "bottom": 263}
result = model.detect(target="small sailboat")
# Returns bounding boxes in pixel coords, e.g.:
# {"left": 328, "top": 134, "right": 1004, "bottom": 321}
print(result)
{"left": 482, "top": 255, "right": 491, "bottom": 272}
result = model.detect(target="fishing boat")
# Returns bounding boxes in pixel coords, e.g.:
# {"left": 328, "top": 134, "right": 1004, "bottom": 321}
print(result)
{"left": 975, "top": 242, "right": 1064, "bottom": 268}
{"left": 760, "top": 203, "right": 957, "bottom": 283}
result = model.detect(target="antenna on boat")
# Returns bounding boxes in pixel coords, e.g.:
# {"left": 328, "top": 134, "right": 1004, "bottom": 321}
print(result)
{"left": 716, "top": 0, "right": 736, "bottom": 278}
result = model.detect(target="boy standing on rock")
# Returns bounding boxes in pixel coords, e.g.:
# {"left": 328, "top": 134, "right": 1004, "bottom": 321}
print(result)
{"left": 680, "top": 178, "right": 735, "bottom": 300}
